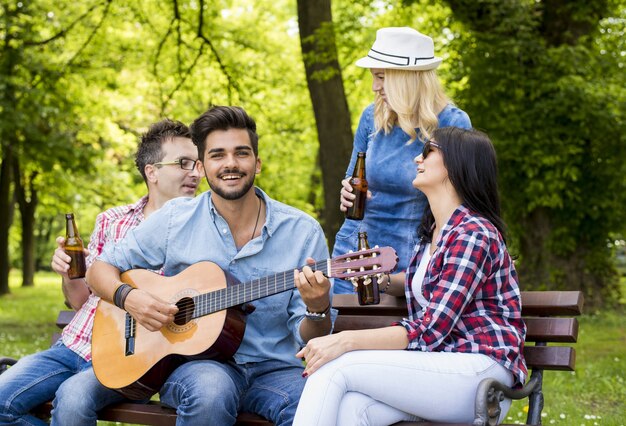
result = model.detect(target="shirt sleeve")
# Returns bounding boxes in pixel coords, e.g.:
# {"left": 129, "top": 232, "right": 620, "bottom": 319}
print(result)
{"left": 399, "top": 231, "right": 491, "bottom": 351}
{"left": 86, "top": 212, "right": 110, "bottom": 268}
{"left": 445, "top": 107, "right": 472, "bottom": 129}
{"left": 344, "top": 104, "right": 374, "bottom": 178}
{"left": 99, "top": 204, "right": 172, "bottom": 273}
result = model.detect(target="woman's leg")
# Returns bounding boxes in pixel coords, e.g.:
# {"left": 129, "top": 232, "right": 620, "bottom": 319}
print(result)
{"left": 337, "top": 391, "right": 422, "bottom": 426}
{"left": 294, "top": 350, "right": 513, "bottom": 426}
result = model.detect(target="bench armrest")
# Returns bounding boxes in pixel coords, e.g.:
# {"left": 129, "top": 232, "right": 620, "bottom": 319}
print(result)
{"left": 0, "top": 357, "right": 18, "bottom": 374}
{"left": 473, "top": 375, "right": 541, "bottom": 426}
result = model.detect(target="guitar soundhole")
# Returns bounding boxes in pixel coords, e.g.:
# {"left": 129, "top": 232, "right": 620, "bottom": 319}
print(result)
{"left": 174, "top": 297, "right": 195, "bottom": 325}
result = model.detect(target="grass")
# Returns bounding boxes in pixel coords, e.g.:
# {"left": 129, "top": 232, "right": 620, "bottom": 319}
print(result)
{"left": 1, "top": 271, "right": 625, "bottom": 425}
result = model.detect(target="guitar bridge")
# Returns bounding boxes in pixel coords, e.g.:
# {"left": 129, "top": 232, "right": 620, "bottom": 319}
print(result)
{"left": 125, "top": 313, "right": 136, "bottom": 356}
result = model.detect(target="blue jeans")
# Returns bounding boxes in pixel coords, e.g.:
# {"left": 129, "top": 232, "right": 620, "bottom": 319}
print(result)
{"left": 0, "top": 341, "right": 126, "bottom": 426}
{"left": 159, "top": 359, "right": 305, "bottom": 426}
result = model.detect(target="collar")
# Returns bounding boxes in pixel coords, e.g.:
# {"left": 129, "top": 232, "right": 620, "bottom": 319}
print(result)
{"left": 207, "top": 187, "right": 274, "bottom": 238}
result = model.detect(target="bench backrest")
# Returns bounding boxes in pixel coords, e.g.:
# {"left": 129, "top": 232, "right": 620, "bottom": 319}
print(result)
{"left": 332, "top": 291, "right": 584, "bottom": 371}
{"left": 54, "top": 291, "right": 583, "bottom": 372}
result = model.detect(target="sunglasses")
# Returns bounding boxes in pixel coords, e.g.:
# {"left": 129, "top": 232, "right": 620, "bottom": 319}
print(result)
{"left": 422, "top": 140, "right": 442, "bottom": 158}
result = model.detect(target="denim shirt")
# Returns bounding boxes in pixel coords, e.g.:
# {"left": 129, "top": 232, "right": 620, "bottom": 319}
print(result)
{"left": 99, "top": 188, "right": 330, "bottom": 367}
{"left": 332, "top": 103, "right": 471, "bottom": 294}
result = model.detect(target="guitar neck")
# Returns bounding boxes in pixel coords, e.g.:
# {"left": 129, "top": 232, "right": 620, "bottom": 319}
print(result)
{"left": 192, "top": 259, "right": 328, "bottom": 318}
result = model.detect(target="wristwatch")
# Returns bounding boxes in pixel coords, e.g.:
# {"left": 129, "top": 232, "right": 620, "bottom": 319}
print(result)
{"left": 305, "top": 304, "right": 330, "bottom": 321}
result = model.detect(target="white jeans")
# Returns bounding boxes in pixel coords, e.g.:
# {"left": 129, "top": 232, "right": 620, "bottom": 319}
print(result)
{"left": 293, "top": 350, "right": 513, "bottom": 426}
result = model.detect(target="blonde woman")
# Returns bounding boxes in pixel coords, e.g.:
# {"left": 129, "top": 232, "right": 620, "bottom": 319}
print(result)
{"left": 333, "top": 27, "right": 471, "bottom": 294}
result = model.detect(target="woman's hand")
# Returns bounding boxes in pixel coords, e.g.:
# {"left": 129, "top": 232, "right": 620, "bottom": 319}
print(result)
{"left": 339, "top": 178, "right": 372, "bottom": 212}
{"left": 296, "top": 333, "right": 350, "bottom": 377}
{"left": 339, "top": 178, "right": 354, "bottom": 212}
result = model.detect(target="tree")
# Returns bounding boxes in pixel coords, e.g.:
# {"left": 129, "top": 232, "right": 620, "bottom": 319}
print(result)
{"left": 297, "top": 0, "right": 354, "bottom": 247}
{"left": 437, "top": 0, "right": 626, "bottom": 306}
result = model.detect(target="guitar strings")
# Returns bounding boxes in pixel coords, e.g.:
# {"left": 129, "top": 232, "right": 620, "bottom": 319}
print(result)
{"left": 167, "top": 260, "right": 384, "bottom": 320}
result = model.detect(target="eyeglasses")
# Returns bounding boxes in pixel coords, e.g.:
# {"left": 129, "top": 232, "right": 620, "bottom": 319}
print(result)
{"left": 422, "top": 140, "right": 442, "bottom": 158}
{"left": 153, "top": 158, "right": 198, "bottom": 171}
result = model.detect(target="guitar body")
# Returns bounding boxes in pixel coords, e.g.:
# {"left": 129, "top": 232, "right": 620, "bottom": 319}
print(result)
{"left": 92, "top": 261, "right": 246, "bottom": 399}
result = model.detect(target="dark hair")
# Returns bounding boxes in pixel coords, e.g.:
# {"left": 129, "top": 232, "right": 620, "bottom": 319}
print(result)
{"left": 190, "top": 106, "right": 259, "bottom": 159}
{"left": 135, "top": 119, "right": 191, "bottom": 181}
{"left": 418, "top": 127, "right": 507, "bottom": 241}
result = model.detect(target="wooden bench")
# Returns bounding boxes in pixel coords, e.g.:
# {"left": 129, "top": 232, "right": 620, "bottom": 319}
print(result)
{"left": 0, "top": 290, "right": 583, "bottom": 426}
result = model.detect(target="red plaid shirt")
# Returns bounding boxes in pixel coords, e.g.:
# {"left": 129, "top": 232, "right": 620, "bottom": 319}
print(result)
{"left": 396, "top": 205, "right": 527, "bottom": 386}
{"left": 61, "top": 196, "right": 148, "bottom": 361}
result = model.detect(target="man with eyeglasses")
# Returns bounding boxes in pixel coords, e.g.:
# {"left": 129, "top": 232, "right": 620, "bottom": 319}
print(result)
{"left": 0, "top": 119, "right": 201, "bottom": 426}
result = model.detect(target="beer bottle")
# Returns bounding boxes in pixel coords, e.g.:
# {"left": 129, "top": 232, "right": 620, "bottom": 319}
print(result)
{"left": 65, "top": 213, "right": 87, "bottom": 279}
{"left": 345, "top": 152, "right": 368, "bottom": 220}
{"left": 356, "top": 231, "right": 380, "bottom": 305}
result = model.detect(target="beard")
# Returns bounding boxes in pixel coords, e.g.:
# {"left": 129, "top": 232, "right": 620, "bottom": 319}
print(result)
{"left": 206, "top": 168, "right": 256, "bottom": 200}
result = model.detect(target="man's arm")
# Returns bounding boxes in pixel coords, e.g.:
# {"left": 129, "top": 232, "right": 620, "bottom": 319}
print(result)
{"left": 87, "top": 260, "right": 178, "bottom": 332}
{"left": 294, "top": 264, "right": 332, "bottom": 343}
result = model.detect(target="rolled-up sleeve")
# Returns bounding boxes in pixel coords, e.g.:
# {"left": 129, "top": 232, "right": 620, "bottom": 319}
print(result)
{"left": 398, "top": 231, "right": 491, "bottom": 350}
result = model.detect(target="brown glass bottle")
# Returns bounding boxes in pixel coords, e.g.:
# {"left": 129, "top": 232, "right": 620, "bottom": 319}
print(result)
{"left": 356, "top": 231, "right": 380, "bottom": 305}
{"left": 345, "top": 152, "right": 368, "bottom": 220}
{"left": 65, "top": 213, "right": 87, "bottom": 279}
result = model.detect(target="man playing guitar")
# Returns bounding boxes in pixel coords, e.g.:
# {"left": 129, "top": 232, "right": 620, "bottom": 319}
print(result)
{"left": 87, "top": 106, "right": 333, "bottom": 426}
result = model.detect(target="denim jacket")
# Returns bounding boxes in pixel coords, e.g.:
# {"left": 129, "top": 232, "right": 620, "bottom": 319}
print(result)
{"left": 332, "top": 103, "right": 471, "bottom": 294}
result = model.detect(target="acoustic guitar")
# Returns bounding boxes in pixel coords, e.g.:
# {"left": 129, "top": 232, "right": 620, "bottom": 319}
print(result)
{"left": 92, "top": 246, "right": 397, "bottom": 399}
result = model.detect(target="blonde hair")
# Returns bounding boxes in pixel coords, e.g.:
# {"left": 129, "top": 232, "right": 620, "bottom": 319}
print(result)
{"left": 373, "top": 69, "right": 449, "bottom": 142}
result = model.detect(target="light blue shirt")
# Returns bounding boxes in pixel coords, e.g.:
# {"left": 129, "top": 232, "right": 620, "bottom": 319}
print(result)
{"left": 99, "top": 188, "right": 330, "bottom": 367}
{"left": 332, "top": 103, "right": 471, "bottom": 294}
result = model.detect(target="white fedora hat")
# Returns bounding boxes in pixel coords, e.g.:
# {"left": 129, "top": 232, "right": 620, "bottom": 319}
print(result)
{"left": 356, "top": 27, "right": 442, "bottom": 71}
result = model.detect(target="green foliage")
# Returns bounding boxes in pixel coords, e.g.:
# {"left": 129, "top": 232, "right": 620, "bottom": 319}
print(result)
{"left": 442, "top": 0, "right": 626, "bottom": 304}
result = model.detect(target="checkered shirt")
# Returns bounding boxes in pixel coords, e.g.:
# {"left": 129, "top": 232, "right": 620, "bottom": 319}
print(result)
{"left": 396, "top": 205, "right": 528, "bottom": 387}
{"left": 61, "top": 196, "right": 149, "bottom": 361}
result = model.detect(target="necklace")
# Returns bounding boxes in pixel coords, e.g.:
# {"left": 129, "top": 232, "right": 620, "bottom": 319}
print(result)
{"left": 250, "top": 195, "right": 262, "bottom": 242}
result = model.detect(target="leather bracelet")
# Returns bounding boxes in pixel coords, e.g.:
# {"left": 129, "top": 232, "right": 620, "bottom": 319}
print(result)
{"left": 113, "top": 283, "right": 134, "bottom": 309}
{"left": 305, "top": 304, "right": 330, "bottom": 321}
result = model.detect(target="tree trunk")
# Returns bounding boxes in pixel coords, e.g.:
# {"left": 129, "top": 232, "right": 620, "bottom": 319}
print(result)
{"left": 0, "top": 148, "right": 15, "bottom": 295}
{"left": 297, "top": 0, "right": 353, "bottom": 249}
{"left": 13, "top": 159, "right": 38, "bottom": 287}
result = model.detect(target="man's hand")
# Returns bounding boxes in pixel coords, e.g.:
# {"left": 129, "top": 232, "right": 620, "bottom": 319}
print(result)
{"left": 293, "top": 258, "right": 330, "bottom": 313}
{"left": 123, "top": 289, "right": 179, "bottom": 332}
{"left": 51, "top": 236, "right": 89, "bottom": 280}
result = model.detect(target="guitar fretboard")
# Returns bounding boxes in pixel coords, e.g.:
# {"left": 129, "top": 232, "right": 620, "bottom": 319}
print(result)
{"left": 191, "top": 259, "right": 328, "bottom": 318}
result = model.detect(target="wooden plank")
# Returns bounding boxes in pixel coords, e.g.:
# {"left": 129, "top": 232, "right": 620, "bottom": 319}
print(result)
{"left": 332, "top": 293, "right": 406, "bottom": 316}
{"left": 525, "top": 317, "right": 578, "bottom": 343}
{"left": 334, "top": 315, "right": 403, "bottom": 332}
{"left": 98, "top": 402, "right": 176, "bottom": 426}
{"left": 520, "top": 291, "right": 584, "bottom": 316}
{"left": 523, "top": 345, "right": 576, "bottom": 371}
{"left": 56, "top": 310, "right": 75, "bottom": 329}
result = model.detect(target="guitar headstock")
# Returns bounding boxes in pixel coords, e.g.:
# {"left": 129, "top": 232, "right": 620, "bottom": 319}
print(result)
{"left": 329, "top": 246, "right": 398, "bottom": 280}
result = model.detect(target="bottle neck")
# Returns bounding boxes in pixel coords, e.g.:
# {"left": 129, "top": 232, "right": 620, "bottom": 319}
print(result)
{"left": 66, "top": 216, "right": 79, "bottom": 238}
{"left": 352, "top": 157, "right": 366, "bottom": 179}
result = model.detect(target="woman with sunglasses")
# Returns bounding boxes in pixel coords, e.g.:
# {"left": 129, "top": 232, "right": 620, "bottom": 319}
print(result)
{"left": 333, "top": 27, "right": 472, "bottom": 295}
{"left": 294, "top": 127, "right": 527, "bottom": 425}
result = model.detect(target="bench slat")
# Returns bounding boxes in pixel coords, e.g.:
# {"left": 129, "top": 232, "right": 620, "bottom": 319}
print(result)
{"left": 525, "top": 317, "right": 578, "bottom": 343}
{"left": 523, "top": 345, "right": 576, "bottom": 371}
{"left": 520, "top": 291, "right": 584, "bottom": 316}
{"left": 99, "top": 402, "right": 176, "bottom": 426}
